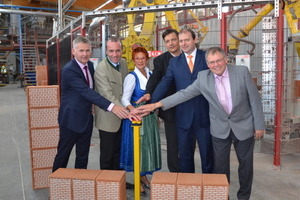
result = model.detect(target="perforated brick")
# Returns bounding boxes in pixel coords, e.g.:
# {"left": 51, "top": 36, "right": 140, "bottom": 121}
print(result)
{"left": 30, "top": 128, "right": 59, "bottom": 149}
{"left": 29, "top": 107, "right": 59, "bottom": 128}
{"left": 32, "top": 168, "right": 52, "bottom": 189}
{"left": 151, "top": 172, "right": 177, "bottom": 200}
{"left": 49, "top": 168, "right": 80, "bottom": 200}
{"left": 202, "top": 174, "right": 228, "bottom": 200}
{"left": 96, "top": 170, "right": 126, "bottom": 200}
{"left": 177, "top": 173, "right": 202, "bottom": 200}
{"left": 72, "top": 169, "right": 102, "bottom": 200}
{"left": 27, "top": 86, "right": 60, "bottom": 189}
{"left": 27, "top": 86, "right": 59, "bottom": 108}
{"left": 32, "top": 148, "right": 57, "bottom": 168}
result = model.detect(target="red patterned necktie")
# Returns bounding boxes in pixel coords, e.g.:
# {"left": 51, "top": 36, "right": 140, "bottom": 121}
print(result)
{"left": 83, "top": 66, "right": 90, "bottom": 87}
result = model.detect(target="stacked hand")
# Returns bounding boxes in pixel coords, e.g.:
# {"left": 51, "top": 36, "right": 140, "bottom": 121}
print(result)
{"left": 111, "top": 105, "right": 129, "bottom": 119}
{"left": 130, "top": 103, "right": 162, "bottom": 117}
{"left": 111, "top": 105, "right": 142, "bottom": 121}
{"left": 136, "top": 93, "right": 151, "bottom": 104}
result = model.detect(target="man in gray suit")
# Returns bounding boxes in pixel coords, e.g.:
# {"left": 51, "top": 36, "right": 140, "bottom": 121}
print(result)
{"left": 134, "top": 47, "right": 265, "bottom": 200}
{"left": 94, "top": 36, "right": 128, "bottom": 170}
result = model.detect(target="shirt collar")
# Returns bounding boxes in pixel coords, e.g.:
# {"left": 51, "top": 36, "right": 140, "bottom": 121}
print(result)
{"left": 74, "top": 58, "right": 87, "bottom": 69}
{"left": 184, "top": 48, "right": 197, "bottom": 58}
{"left": 107, "top": 57, "right": 119, "bottom": 67}
{"left": 214, "top": 65, "right": 229, "bottom": 78}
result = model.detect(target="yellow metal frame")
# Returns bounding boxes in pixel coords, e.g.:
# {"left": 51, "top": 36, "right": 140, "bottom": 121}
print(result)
{"left": 122, "top": 0, "right": 208, "bottom": 71}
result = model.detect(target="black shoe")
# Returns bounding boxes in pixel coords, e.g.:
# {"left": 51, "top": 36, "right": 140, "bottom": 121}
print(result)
{"left": 140, "top": 190, "right": 147, "bottom": 197}
{"left": 141, "top": 180, "right": 151, "bottom": 189}
{"left": 126, "top": 182, "right": 134, "bottom": 189}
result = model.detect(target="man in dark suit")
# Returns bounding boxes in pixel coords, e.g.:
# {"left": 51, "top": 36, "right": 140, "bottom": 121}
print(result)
{"left": 52, "top": 36, "right": 130, "bottom": 172}
{"left": 138, "top": 29, "right": 181, "bottom": 172}
{"left": 136, "top": 47, "right": 265, "bottom": 200}
{"left": 139, "top": 28, "right": 214, "bottom": 174}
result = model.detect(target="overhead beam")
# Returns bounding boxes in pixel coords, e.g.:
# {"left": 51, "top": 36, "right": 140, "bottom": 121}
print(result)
{"left": 86, "top": 0, "right": 277, "bottom": 17}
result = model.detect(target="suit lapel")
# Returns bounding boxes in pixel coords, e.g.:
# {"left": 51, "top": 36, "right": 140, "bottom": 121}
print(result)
{"left": 179, "top": 53, "right": 190, "bottom": 73}
{"left": 194, "top": 49, "right": 201, "bottom": 72}
{"left": 72, "top": 59, "right": 86, "bottom": 81}
{"left": 208, "top": 71, "right": 223, "bottom": 109}
{"left": 227, "top": 64, "right": 237, "bottom": 110}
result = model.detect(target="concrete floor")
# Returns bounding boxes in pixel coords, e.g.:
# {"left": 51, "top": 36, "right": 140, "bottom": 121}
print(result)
{"left": 1, "top": 83, "right": 300, "bottom": 200}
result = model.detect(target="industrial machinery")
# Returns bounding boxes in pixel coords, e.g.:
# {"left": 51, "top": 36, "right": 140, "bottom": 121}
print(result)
{"left": 122, "top": 0, "right": 209, "bottom": 70}
{"left": 227, "top": 0, "right": 300, "bottom": 151}
{"left": 228, "top": 0, "right": 300, "bottom": 59}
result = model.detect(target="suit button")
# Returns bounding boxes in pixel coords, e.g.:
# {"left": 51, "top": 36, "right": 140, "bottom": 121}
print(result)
{"left": 228, "top": 117, "right": 230, "bottom": 119}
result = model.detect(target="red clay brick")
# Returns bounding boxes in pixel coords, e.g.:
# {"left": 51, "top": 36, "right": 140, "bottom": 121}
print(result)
{"left": 177, "top": 173, "right": 202, "bottom": 200}
{"left": 151, "top": 172, "right": 178, "bottom": 200}
{"left": 96, "top": 170, "right": 126, "bottom": 200}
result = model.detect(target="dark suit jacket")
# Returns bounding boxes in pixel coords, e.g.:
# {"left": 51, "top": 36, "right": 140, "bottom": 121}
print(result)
{"left": 146, "top": 51, "right": 176, "bottom": 122}
{"left": 58, "top": 59, "right": 111, "bottom": 133}
{"left": 151, "top": 49, "right": 210, "bottom": 129}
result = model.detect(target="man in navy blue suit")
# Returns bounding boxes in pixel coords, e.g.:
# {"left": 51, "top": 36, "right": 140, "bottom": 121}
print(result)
{"left": 52, "top": 36, "right": 130, "bottom": 172}
{"left": 137, "top": 28, "right": 214, "bottom": 173}
{"left": 140, "top": 29, "right": 181, "bottom": 172}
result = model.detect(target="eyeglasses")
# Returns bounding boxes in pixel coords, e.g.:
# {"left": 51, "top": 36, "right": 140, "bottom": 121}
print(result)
{"left": 207, "top": 57, "right": 225, "bottom": 65}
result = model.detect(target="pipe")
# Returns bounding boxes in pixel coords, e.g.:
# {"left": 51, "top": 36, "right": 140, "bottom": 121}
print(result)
{"left": 220, "top": 12, "right": 227, "bottom": 53}
{"left": 62, "top": 0, "right": 77, "bottom": 13}
{"left": 0, "top": 8, "right": 56, "bottom": 17}
{"left": 58, "top": 0, "right": 63, "bottom": 30}
{"left": 102, "top": 16, "right": 108, "bottom": 59}
{"left": 0, "top": 4, "right": 82, "bottom": 13}
{"left": 274, "top": 8, "right": 284, "bottom": 170}
{"left": 18, "top": 14, "right": 23, "bottom": 73}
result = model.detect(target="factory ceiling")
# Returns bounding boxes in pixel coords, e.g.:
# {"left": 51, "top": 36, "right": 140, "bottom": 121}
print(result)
{"left": 2, "top": 0, "right": 123, "bottom": 16}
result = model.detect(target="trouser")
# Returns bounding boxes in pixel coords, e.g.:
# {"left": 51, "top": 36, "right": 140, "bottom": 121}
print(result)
{"left": 99, "top": 126, "right": 122, "bottom": 170}
{"left": 212, "top": 130, "right": 254, "bottom": 200}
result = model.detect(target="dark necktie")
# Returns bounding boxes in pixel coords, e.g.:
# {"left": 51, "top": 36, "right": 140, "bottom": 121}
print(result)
{"left": 83, "top": 66, "right": 90, "bottom": 87}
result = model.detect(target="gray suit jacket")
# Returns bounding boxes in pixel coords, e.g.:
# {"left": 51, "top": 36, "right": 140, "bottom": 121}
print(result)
{"left": 161, "top": 64, "right": 265, "bottom": 141}
{"left": 94, "top": 58, "right": 128, "bottom": 132}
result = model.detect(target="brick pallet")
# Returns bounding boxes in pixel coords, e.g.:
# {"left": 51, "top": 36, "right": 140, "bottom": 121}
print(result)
{"left": 151, "top": 172, "right": 229, "bottom": 200}
{"left": 27, "top": 86, "right": 60, "bottom": 189}
{"left": 49, "top": 169, "right": 126, "bottom": 200}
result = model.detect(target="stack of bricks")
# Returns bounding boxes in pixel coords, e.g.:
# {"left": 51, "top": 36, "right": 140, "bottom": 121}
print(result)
{"left": 49, "top": 168, "right": 126, "bottom": 200}
{"left": 27, "top": 86, "right": 60, "bottom": 189}
{"left": 151, "top": 172, "right": 228, "bottom": 200}
{"left": 35, "top": 65, "right": 48, "bottom": 86}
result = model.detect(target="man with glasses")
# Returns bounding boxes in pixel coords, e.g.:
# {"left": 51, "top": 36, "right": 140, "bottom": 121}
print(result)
{"left": 135, "top": 46, "right": 265, "bottom": 200}
{"left": 138, "top": 28, "right": 214, "bottom": 174}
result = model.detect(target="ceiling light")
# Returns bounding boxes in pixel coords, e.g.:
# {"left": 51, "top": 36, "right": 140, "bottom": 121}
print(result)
{"left": 94, "top": 0, "right": 113, "bottom": 11}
